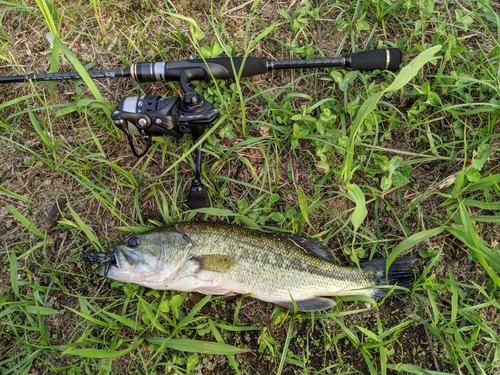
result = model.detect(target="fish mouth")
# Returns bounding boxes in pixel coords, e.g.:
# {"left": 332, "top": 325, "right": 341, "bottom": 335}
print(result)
{"left": 114, "top": 248, "right": 140, "bottom": 270}
{"left": 99, "top": 247, "right": 139, "bottom": 276}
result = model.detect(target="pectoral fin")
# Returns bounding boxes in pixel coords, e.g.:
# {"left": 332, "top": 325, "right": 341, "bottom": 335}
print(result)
{"left": 192, "top": 254, "right": 237, "bottom": 273}
{"left": 278, "top": 297, "right": 337, "bottom": 312}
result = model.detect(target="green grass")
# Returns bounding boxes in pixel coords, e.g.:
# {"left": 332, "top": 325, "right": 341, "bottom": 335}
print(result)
{"left": 1, "top": 0, "right": 499, "bottom": 374}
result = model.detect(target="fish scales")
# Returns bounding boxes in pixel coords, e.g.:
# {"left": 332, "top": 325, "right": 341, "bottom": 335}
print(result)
{"left": 174, "top": 222, "right": 372, "bottom": 297}
{"left": 95, "top": 222, "right": 419, "bottom": 312}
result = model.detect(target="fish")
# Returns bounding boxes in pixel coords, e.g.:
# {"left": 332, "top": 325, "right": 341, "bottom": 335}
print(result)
{"left": 90, "top": 222, "right": 419, "bottom": 312}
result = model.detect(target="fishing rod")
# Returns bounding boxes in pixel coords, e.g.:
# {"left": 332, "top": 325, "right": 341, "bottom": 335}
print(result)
{"left": 0, "top": 48, "right": 402, "bottom": 208}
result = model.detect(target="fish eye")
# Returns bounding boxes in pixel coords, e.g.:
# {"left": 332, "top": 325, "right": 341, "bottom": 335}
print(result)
{"left": 127, "top": 237, "right": 140, "bottom": 248}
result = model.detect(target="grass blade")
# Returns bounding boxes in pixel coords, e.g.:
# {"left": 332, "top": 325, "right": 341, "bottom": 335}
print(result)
{"left": 387, "top": 363, "right": 456, "bottom": 374}
{"left": 346, "top": 183, "right": 368, "bottom": 231}
{"left": 24, "top": 306, "right": 59, "bottom": 316}
{"left": 297, "top": 186, "right": 312, "bottom": 227}
{"left": 8, "top": 249, "right": 19, "bottom": 298}
{"left": 340, "top": 45, "right": 442, "bottom": 183}
{"left": 446, "top": 224, "right": 500, "bottom": 286}
{"left": 385, "top": 45, "right": 442, "bottom": 92}
{"left": 50, "top": 33, "right": 104, "bottom": 102}
{"left": 146, "top": 337, "right": 249, "bottom": 355}
{"left": 387, "top": 226, "right": 445, "bottom": 266}
{"left": 35, "top": 0, "right": 59, "bottom": 37}
{"left": 6, "top": 204, "right": 45, "bottom": 239}
{"left": 59, "top": 206, "right": 102, "bottom": 250}
{"left": 64, "top": 340, "right": 143, "bottom": 358}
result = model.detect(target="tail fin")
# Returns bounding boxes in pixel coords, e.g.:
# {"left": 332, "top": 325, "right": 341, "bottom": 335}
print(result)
{"left": 360, "top": 257, "right": 420, "bottom": 298}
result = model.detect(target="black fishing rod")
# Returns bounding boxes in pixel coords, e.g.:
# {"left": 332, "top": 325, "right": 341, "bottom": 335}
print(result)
{"left": 0, "top": 48, "right": 402, "bottom": 208}
{"left": 0, "top": 49, "right": 401, "bottom": 83}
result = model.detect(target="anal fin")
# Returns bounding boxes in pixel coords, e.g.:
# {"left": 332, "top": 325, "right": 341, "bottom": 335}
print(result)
{"left": 193, "top": 286, "right": 233, "bottom": 295}
{"left": 278, "top": 297, "right": 337, "bottom": 312}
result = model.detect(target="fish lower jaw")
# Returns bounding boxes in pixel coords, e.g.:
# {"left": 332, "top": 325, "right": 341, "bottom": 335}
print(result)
{"left": 104, "top": 269, "right": 173, "bottom": 289}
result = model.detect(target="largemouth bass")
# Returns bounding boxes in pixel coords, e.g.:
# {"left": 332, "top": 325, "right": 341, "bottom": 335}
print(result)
{"left": 89, "top": 222, "right": 419, "bottom": 312}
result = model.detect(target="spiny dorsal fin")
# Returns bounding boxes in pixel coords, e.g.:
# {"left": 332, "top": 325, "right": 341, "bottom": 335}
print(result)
{"left": 281, "top": 234, "right": 337, "bottom": 262}
{"left": 192, "top": 254, "right": 238, "bottom": 273}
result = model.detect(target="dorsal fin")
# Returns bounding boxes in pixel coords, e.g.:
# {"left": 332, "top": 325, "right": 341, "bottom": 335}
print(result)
{"left": 280, "top": 234, "right": 337, "bottom": 262}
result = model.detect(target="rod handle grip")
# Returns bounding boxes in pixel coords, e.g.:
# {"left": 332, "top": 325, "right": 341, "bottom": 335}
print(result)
{"left": 349, "top": 48, "right": 402, "bottom": 71}
{"left": 199, "top": 57, "right": 268, "bottom": 79}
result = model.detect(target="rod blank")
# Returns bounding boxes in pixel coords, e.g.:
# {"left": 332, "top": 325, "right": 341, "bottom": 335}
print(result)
{"left": 0, "top": 69, "right": 131, "bottom": 84}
